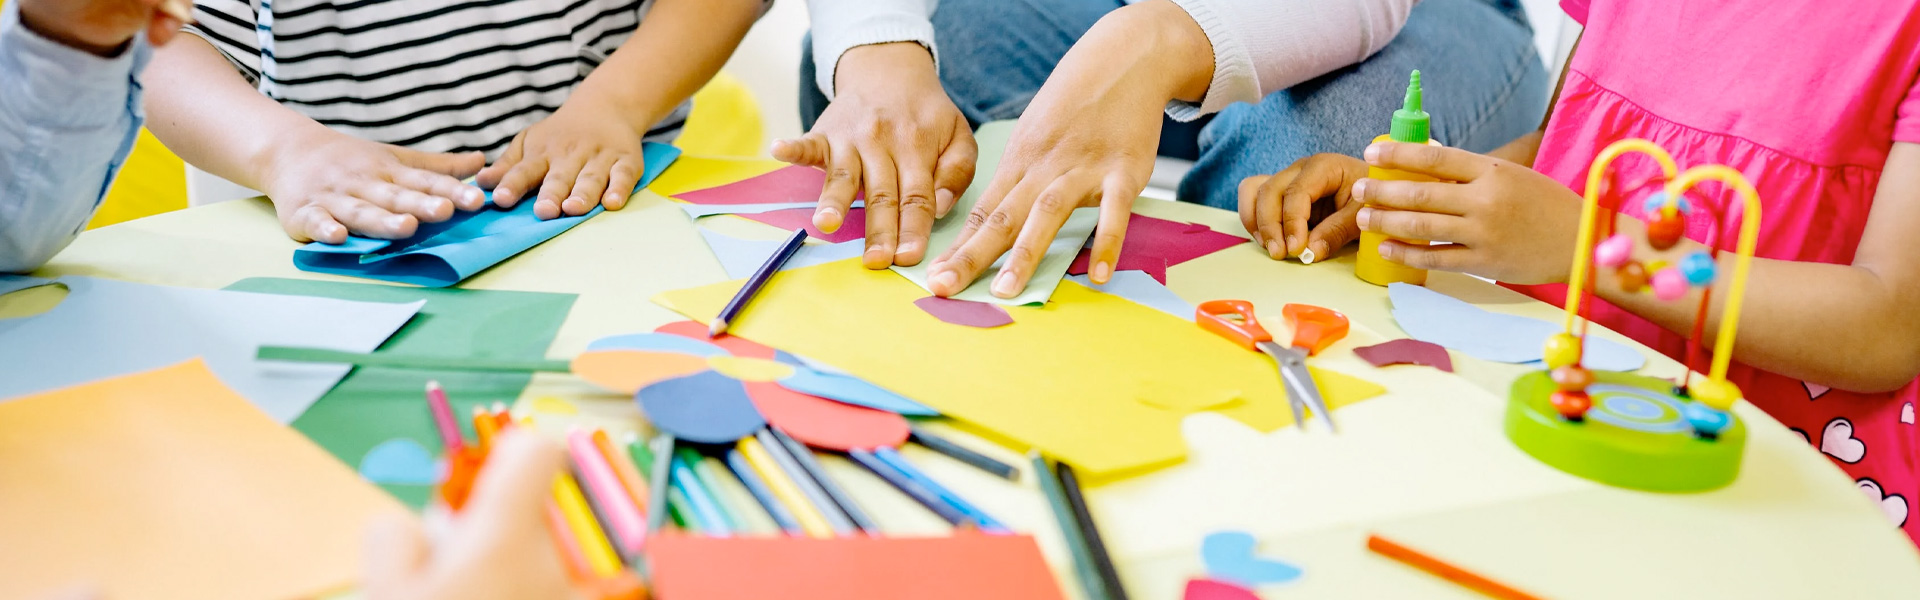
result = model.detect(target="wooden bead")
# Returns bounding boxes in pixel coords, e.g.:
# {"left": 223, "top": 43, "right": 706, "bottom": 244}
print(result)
{"left": 1648, "top": 213, "right": 1685, "bottom": 250}
{"left": 1551, "top": 365, "right": 1595, "bottom": 392}
{"left": 1618, "top": 261, "right": 1648, "bottom": 293}
{"left": 1543, "top": 333, "right": 1583, "bottom": 369}
{"left": 1551, "top": 390, "right": 1592, "bottom": 421}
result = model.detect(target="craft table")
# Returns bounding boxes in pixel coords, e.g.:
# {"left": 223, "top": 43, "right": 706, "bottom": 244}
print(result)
{"left": 38, "top": 156, "right": 1920, "bottom": 598}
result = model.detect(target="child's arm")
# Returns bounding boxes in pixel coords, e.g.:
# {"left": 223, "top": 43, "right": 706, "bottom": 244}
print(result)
{"left": 476, "top": 0, "right": 764, "bottom": 220}
{"left": 1358, "top": 141, "right": 1920, "bottom": 393}
{"left": 143, "top": 37, "right": 488, "bottom": 244}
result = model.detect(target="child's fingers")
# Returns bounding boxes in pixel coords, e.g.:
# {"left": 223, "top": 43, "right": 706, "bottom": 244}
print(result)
{"left": 565, "top": 155, "right": 616, "bottom": 216}
{"left": 1352, "top": 178, "right": 1471, "bottom": 215}
{"left": 812, "top": 140, "right": 863, "bottom": 234}
{"left": 1364, "top": 142, "right": 1492, "bottom": 182}
{"left": 931, "top": 119, "right": 978, "bottom": 218}
{"left": 315, "top": 192, "right": 419, "bottom": 239}
{"left": 770, "top": 134, "right": 830, "bottom": 168}
{"left": 490, "top": 157, "right": 549, "bottom": 210}
{"left": 892, "top": 149, "right": 938, "bottom": 266}
{"left": 933, "top": 175, "right": 1043, "bottom": 297}
{"left": 602, "top": 157, "right": 643, "bottom": 210}
{"left": 991, "top": 176, "right": 1085, "bottom": 298}
{"left": 859, "top": 148, "right": 901, "bottom": 269}
{"left": 1278, "top": 160, "right": 1348, "bottom": 259}
{"left": 1306, "top": 199, "right": 1364, "bottom": 262}
{"left": 397, "top": 148, "right": 486, "bottom": 180}
{"left": 1357, "top": 206, "right": 1470, "bottom": 244}
{"left": 1086, "top": 174, "right": 1138, "bottom": 284}
{"left": 391, "top": 168, "right": 486, "bottom": 212}
{"left": 1377, "top": 239, "right": 1474, "bottom": 272}
{"left": 361, "top": 511, "right": 428, "bottom": 599}
{"left": 1236, "top": 174, "right": 1269, "bottom": 248}
{"left": 536, "top": 153, "right": 590, "bottom": 219}
{"left": 477, "top": 133, "right": 528, "bottom": 189}
{"left": 352, "top": 180, "right": 453, "bottom": 222}
{"left": 458, "top": 432, "right": 565, "bottom": 540}
{"left": 284, "top": 204, "right": 348, "bottom": 244}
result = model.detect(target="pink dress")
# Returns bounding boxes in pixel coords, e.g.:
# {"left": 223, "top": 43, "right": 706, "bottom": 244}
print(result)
{"left": 1516, "top": 0, "right": 1920, "bottom": 543}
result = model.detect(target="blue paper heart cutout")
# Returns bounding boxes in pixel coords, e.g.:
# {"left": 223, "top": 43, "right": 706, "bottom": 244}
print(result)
{"left": 359, "top": 438, "right": 441, "bottom": 485}
{"left": 636, "top": 370, "right": 769, "bottom": 444}
{"left": 1201, "top": 531, "right": 1303, "bottom": 588}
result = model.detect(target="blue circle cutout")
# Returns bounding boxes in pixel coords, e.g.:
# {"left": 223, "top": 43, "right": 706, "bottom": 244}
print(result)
{"left": 636, "top": 370, "right": 768, "bottom": 444}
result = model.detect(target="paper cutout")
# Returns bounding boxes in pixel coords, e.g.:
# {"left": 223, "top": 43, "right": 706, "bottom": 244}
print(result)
{"left": 1202, "top": 531, "right": 1304, "bottom": 587}
{"left": 359, "top": 438, "right": 440, "bottom": 485}
{"left": 636, "top": 371, "right": 769, "bottom": 444}
{"left": 1388, "top": 283, "right": 1646, "bottom": 371}
{"left": 745, "top": 381, "right": 910, "bottom": 451}
{"left": 651, "top": 157, "right": 786, "bottom": 199}
{"left": 698, "top": 227, "right": 865, "bottom": 279}
{"left": 914, "top": 296, "right": 1015, "bottom": 328}
{"left": 1068, "top": 270, "right": 1195, "bottom": 320}
{"left": 587, "top": 332, "right": 728, "bottom": 357}
{"left": 294, "top": 143, "right": 680, "bottom": 287}
{"left": 223, "top": 277, "right": 575, "bottom": 508}
{"left": 654, "top": 259, "right": 1387, "bottom": 478}
{"left": 572, "top": 350, "right": 711, "bottom": 395}
{"left": 680, "top": 201, "right": 828, "bottom": 218}
{"left": 674, "top": 164, "right": 836, "bottom": 205}
{"left": 0, "top": 275, "right": 420, "bottom": 422}
{"left": 649, "top": 532, "right": 1065, "bottom": 600}
{"left": 1137, "top": 382, "right": 1241, "bottom": 412}
{"left": 0, "top": 361, "right": 399, "bottom": 600}
{"left": 1184, "top": 579, "right": 1261, "bottom": 600}
{"left": 741, "top": 207, "right": 868, "bottom": 244}
{"left": 531, "top": 396, "right": 578, "bottom": 415}
{"left": 778, "top": 366, "right": 941, "bottom": 416}
{"left": 708, "top": 355, "right": 796, "bottom": 382}
{"left": 657, "top": 321, "right": 777, "bottom": 359}
{"left": 1354, "top": 339, "right": 1456, "bottom": 372}
{"left": 892, "top": 121, "right": 1099, "bottom": 306}
{"left": 1067, "top": 214, "right": 1249, "bottom": 284}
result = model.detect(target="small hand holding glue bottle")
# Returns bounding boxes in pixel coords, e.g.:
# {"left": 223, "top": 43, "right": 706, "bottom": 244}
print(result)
{"left": 1355, "top": 70, "right": 1440, "bottom": 286}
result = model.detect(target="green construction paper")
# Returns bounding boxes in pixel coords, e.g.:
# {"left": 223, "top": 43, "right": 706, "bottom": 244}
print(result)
{"left": 224, "top": 277, "right": 575, "bottom": 507}
{"left": 257, "top": 346, "right": 573, "bottom": 373}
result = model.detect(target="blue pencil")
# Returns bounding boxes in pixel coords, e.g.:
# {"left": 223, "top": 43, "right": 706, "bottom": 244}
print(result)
{"left": 726, "top": 448, "right": 803, "bottom": 535}
{"left": 873, "top": 446, "right": 1009, "bottom": 532}
{"left": 769, "top": 428, "right": 878, "bottom": 535}
{"left": 709, "top": 228, "right": 808, "bottom": 336}
{"left": 671, "top": 454, "right": 733, "bottom": 536}
{"left": 847, "top": 448, "right": 971, "bottom": 526}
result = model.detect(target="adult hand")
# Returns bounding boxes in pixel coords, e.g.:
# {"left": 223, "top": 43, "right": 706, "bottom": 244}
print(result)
{"left": 262, "top": 130, "right": 487, "bottom": 244}
{"left": 773, "top": 42, "right": 976, "bottom": 268}
{"left": 17, "top": 0, "right": 188, "bottom": 56}
{"left": 1353, "top": 141, "right": 1583, "bottom": 284}
{"left": 1237, "top": 153, "right": 1370, "bottom": 264}
{"left": 362, "top": 432, "right": 582, "bottom": 600}
{"left": 478, "top": 99, "right": 651, "bottom": 220}
{"left": 927, "top": 1, "right": 1213, "bottom": 298}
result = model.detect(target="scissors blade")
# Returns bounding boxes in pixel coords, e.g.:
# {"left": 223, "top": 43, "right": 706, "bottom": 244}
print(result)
{"left": 1274, "top": 347, "right": 1337, "bottom": 433}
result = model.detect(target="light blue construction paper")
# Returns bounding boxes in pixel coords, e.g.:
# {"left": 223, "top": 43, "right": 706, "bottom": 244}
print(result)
{"left": 891, "top": 121, "right": 1098, "bottom": 306}
{"left": 778, "top": 367, "right": 939, "bottom": 416}
{"left": 1388, "top": 283, "right": 1645, "bottom": 371}
{"left": 0, "top": 276, "right": 422, "bottom": 421}
{"left": 697, "top": 227, "right": 864, "bottom": 279}
{"left": 359, "top": 438, "right": 441, "bottom": 485}
{"left": 1067, "top": 270, "right": 1194, "bottom": 320}
{"left": 586, "top": 332, "right": 727, "bottom": 357}
{"left": 0, "top": 275, "right": 48, "bottom": 296}
{"left": 1202, "top": 531, "right": 1304, "bottom": 587}
{"left": 636, "top": 370, "right": 768, "bottom": 444}
{"left": 680, "top": 200, "right": 865, "bottom": 219}
{"left": 294, "top": 143, "right": 681, "bottom": 287}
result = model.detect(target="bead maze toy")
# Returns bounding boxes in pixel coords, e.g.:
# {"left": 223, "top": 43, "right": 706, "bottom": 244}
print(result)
{"left": 1504, "top": 139, "right": 1762, "bottom": 492}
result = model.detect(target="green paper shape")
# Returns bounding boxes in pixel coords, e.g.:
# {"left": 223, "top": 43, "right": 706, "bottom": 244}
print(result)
{"left": 224, "top": 277, "right": 575, "bottom": 507}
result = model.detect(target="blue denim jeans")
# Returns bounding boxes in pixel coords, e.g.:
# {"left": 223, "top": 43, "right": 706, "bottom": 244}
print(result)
{"left": 799, "top": 0, "right": 1549, "bottom": 210}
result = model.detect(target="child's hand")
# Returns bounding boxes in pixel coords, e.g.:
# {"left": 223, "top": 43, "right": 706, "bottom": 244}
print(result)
{"left": 264, "top": 132, "right": 487, "bottom": 244}
{"left": 17, "top": 0, "right": 188, "bottom": 56}
{"left": 362, "top": 432, "right": 582, "bottom": 600}
{"left": 1237, "top": 153, "right": 1370, "bottom": 263}
{"left": 478, "top": 101, "right": 649, "bottom": 220}
{"left": 1352, "top": 141, "right": 1583, "bottom": 284}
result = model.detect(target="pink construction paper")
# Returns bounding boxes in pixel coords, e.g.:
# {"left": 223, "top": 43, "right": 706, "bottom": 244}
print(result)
{"left": 1353, "top": 339, "right": 1455, "bottom": 372}
{"left": 676, "top": 165, "right": 831, "bottom": 205}
{"left": 742, "top": 207, "right": 867, "bottom": 244}
{"left": 1183, "top": 578, "right": 1259, "bottom": 600}
{"left": 913, "top": 296, "right": 1014, "bottom": 328}
{"left": 1068, "top": 214, "right": 1246, "bottom": 283}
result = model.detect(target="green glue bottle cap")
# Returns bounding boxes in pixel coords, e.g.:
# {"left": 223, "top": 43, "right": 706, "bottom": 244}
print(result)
{"left": 1390, "top": 70, "right": 1430, "bottom": 143}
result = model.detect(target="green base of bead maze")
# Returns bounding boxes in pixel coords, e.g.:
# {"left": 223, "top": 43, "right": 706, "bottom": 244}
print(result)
{"left": 1505, "top": 370, "right": 1744, "bottom": 493}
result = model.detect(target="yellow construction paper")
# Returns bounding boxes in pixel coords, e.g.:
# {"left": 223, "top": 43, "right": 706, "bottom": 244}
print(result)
{"left": 649, "top": 155, "right": 787, "bottom": 199}
{"left": 0, "top": 360, "right": 400, "bottom": 600}
{"left": 653, "top": 259, "right": 1385, "bottom": 478}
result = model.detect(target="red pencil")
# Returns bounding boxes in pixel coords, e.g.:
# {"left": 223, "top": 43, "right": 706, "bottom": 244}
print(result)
{"left": 1367, "top": 534, "right": 1542, "bottom": 600}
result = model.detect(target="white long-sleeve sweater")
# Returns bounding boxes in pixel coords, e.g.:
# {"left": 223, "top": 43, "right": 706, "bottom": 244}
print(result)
{"left": 806, "top": 0, "right": 1420, "bottom": 121}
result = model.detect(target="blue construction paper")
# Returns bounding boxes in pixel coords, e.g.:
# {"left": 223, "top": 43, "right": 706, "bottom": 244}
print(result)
{"left": 680, "top": 200, "right": 865, "bottom": 220}
{"left": 359, "top": 438, "right": 441, "bottom": 485}
{"left": 636, "top": 370, "right": 769, "bottom": 444}
{"left": 0, "top": 275, "right": 421, "bottom": 421}
{"left": 697, "top": 227, "right": 865, "bottom": 279}
{"left": 1388, "top": 283, "right": 1645, "bottom": 371}
{"left": 294, "top": 143, "right": 681, "bottom": 287}
{"left": 777, "top": 367, "right": 939, "bottom": 416}
{"left": 1067, "top": 270, "right": 1194, "bottom": 320}
{"left": 587, "top": 332, "right": 728, "bottom": 357}
{"left": 1202, "top": 531, "right": 1304, "bottom": 587}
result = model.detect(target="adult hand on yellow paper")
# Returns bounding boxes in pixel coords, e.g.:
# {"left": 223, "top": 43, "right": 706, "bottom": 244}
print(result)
{"left": 1238, "top": 153, "right": 1370, "bottom": 264}
{"left": 927, "top": 1, "right": 1213, "bottom": 298}
{"left": 362, "top": 432, "right": 582, "bottom": 600}
{"left": 263, "top": 130, "right": 489, "bottom": 244}
{"left": 1353, "top": 141, "right": 1582, "bottom": 284}
{"left": 17, "top": 0, "right": 187, "bottom": 57}
{"left": 773, "top": 42, "right": 977, "bottom": 268}
{"left": 478, "top": 98, "right": 651, "bottom": 220}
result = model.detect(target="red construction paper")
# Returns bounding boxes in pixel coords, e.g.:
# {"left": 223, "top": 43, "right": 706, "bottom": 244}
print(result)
{"left": 655, "top": 320, "right": 777, "bottom": 359}
{"left": 674, "top": 165, "right": 829, "bottom": 205}
{"left": 1353, "top": 338, "right": 1455, "bottom": 372}
{"left": 1068, "top": 214, "right": 1247, "bottom": 284}
{"left": 913, "top": 296, "right": 1014, "bottom": 328}
{"left": 650, "top": 532, "right": 1065, "bottom": 600}
{"left": 1183, "top": 578, "right": 1260, "bottom": 600}
{"left": 742, "top": 207, "right": 867, "bottom": 244}
{"left": 745, "top": 381, "right": 909, "bottom": 451}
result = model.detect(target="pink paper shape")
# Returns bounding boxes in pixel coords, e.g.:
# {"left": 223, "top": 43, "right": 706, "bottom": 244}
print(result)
{"left": 1804, "top": 381, "right": 1830, "bottom": 400}
{"left": 1068, "top": 214, "right": 1247, "bottom": 284}
{"left": 913, "top": 296, "right": 1014, "bottom": 328}
{"left": 1183, "top": 578, "right": 1260, "bottom": 600}
{"left": 742, "top": 207, "right": 867, "bottom": 244}
{"left": 1353, "top": 339, "right": 1455, "bottom": 372}
{"left": 676, "top": 165, "right": 829, "bottom": 205}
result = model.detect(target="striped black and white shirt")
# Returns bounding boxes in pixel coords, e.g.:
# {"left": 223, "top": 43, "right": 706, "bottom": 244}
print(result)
{"left": 182, "top": 0, "right": 690, "bottom": 158}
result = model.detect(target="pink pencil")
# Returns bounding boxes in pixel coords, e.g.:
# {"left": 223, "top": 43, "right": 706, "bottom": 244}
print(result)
{"left": 424, "top": 381, "right": 464, "bottom": 452}
{"left": 567, "top": 429, "right": 646, "bottom": 555}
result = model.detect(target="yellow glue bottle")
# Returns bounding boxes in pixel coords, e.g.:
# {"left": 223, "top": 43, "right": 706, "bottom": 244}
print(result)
{"left": 1356, "top": 70, "right": 1438, "bottom": 287}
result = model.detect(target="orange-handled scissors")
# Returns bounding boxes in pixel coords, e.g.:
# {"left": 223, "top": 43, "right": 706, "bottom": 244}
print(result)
{"left": 1196, "top": 300, "right": 1350, "bottom": 432}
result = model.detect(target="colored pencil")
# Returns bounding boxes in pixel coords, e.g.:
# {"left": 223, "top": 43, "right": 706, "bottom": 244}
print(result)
{"left": 738, "top": 436, "right": 835, "bottom": 538}
{"left": 626, "top": 434, "right": 690, "bottom": 529}
{"left": 873, "top": 446, "right": 1008, "bottom": 532}
{"left": 259, "top": 346, "right": 571, "bottom": 372}
{"left": 491, "top": 403, "right": 512, "bottom": 431}
{"left": 754, "top": 430, "right": 855, "bottom": 536}
{"left": 423, "top": 380, "right": 464, "bottom": 452}
{"left": 910, "top": 424, "right": 1018, "bottom": 480}
{"left": 1057, "top": 461, "right": 1129, "bottom": 600}
{"left": 568, "top": 430, "right": 645, "bottom": 555}
{"left": 544, "top": 503, "right": 594, "bottom": 580}
{"left": 709, "top": 228, "right": 808, "bottom": 336}
{"left": 643, "top": 435, "right": 675, "bottom": 537}
{"left": 552, "top": 472, "right": 622, "bottom": 577}
{"left": 593, "top": 430, "right": 650, "bottom": 509}
{"left": 768, "top": 428, "right": 878, "bottom": 534}
{"left": 726, "top": 448, "right": 803, "bottom": 535}
{"left": 666, "top": 486, "right": 701, "bottom": 535}
{"left": 1032, "top": 452, "right": 1106, "bottom": 600}
{"left": 570, "top": 463, "right": 627, "bottom": 565}
{"left": 1367, "top": 534, "right": 1543, "bottom": 600}
{"left": 846, "top": 448, "right": 971, "bottom": 527}
{"left": 472, "top": 406, "right": 498, "bottom": 451}
{"left": 670, "top": 453, "right": 733, "bottom": 536}
{"left": 682, "top": 449, "right": 748, "bottom": 533}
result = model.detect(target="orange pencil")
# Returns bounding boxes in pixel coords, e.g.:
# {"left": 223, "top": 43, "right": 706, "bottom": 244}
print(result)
{"left": 545, "top": 503, "right": 593, "bottom": 580}
{"left": 492, "top": 402, "right": 513, "bottom": 431}
{"left": 472, "top": 406, "right": 499, "bottom": 451}
{"left": 592, "top": 430, "right": 650, "bottom": 508}
{"left": 1367, "top": 534, "right": 1542, "bottom": 600}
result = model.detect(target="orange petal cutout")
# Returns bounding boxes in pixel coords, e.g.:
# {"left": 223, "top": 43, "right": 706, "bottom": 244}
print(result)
{"left": 654, "top": 320, "right": 777, "bottom": 359}
{"left": 745, "top": 381, "right": 910, "bottom": 451}
{"left": 571, "top": 350, "right": 712, "bottom": 395}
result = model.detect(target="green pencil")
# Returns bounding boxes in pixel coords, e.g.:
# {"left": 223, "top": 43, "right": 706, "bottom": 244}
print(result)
{"left": 1032, "top": 451, "right": 1107, "bottom": 600}
{"left": 625, "top": 434, "right": 689, "bottom": 529}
